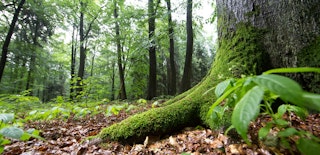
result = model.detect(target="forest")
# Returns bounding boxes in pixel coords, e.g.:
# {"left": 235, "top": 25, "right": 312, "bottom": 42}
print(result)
{"left": 0, "top": 0, "right": 320, "bottom": 154}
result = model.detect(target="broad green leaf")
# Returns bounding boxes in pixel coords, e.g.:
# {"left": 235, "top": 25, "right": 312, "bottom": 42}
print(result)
{"left": 302, "top": 92, "right": 320, "bottom": 112}
{"left": 297, "top": 138, "right": 320, "bottom": 155}
{"left": 263, "top": 67, "right": 320, "bottom": 74}
{"left": 0, "top": 127, "right": 24, "bottom": 139}
{"left": 231, "top": 86, "right": 264, "bottom": 144}
{"left": 0, "top": 113, "right": 14, "bottom": 123}
{"left": 215, "top": 79, "right": 231, "bottom": 97}
{"left": 278, "top": 128, "right": 298, "bottom": 137}
{"left": 258, "top": 123, "right": 272, "bottom": 140}
{"left": 253, "top": 74, "right": 304, "bottom": 107}
{"left": 0, "top": 146, "right": 3, "bottom": 154}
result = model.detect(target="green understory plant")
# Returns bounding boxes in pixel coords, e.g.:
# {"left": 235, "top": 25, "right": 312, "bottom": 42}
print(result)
{"left": 207, "top": 67, "right": 320, "bottom": 154}
{"left": 0, "top": 113, "right": 44, "bottom": 153}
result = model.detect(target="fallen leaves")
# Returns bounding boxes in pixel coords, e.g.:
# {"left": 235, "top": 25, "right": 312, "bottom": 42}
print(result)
{"left": 2, "top": 103, "right": 320, "bottom": 155}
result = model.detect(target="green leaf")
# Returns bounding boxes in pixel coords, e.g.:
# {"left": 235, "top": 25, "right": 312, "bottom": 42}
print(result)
{"left": 0, "top": 127, "right": 24, "bottom": 139}
{"left": 20, "top": 132, "right": 31, "bottom": 141}
{"left": 231, "top": 86, "right": 264, "bottom": 144}
{"left": 276, "top": 105, "right": 288, "bottom": 119}
{"left": 287, "top": 105, "right": 308, "bottom": 120}
{"left": 258, "top": 123, "right": 272, "bottom": 140}
{"left": 302, "top": 92, "right": 320, "bottom": 112}
{"left": 297, "top": 138, "right": 320, "bottom": 155}
{"left": 253, "top": 74, "right": 304, "bottom": 107}
{"left": 263, "top": 67, "right": 320, "bottom": 74}
{"left": 278, "top": 128, "right": 298, "bottom": 137}
{"left": 273, "top": 119, "right": 289, "bottom": 126}
{"left": 215, "top": 79, "right": 231, "bottom": 97}
{"left": 0, "top": 113, "right": 14, "bottom": 123}
{"left": 207, "top": 83, "right": 242, "bottom": 119}
{"left": 0, "top": 135, "right": 11, "bottom": 145}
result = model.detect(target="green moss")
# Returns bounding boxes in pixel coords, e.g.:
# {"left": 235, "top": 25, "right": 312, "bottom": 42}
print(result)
{"left": 297, "top": 36, "right": 320, "bottom": 93}
{"left": 97, "top": 98, "right": 200, "bottom": 143}
{"left": 298, "top": 37, "right": 320, "bottom": 68}
{"left": 214, "top": 22, "right": 267, "bottom": 78}
{"left": 245, "top": 5, "right": 261, "bottom": 17}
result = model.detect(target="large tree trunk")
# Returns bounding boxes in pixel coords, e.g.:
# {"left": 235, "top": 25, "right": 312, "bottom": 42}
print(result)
{"left": 0, "top": 0, "right": 25, "bottom": 83}
{"left": 91, "top": 0, "right": 320, "bottom": 144}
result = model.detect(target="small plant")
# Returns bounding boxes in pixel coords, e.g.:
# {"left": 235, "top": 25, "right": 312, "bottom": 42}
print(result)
{"left": 207, "top": 67, "right": 320, "bottom": 154}
{"left": 0, "top": 113, "right": 44, "bottom": 153}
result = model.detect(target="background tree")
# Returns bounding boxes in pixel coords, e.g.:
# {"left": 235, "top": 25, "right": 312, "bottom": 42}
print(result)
{"left": 0, "top": 0, "right": 25, "bottom": 83}
{"left": 147, "top": 0, "right": 157, "bottom": 100}
{"left": 113, "top": 0, "right": 127, "bottom": 100}
{"left": 165, "top": 0, "right": 177, "bottom": 95}
{"left": 181, "top": 0, "right": 194, "bottom": 92}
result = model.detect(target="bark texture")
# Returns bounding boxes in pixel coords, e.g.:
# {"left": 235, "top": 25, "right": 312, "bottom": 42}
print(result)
{"left": 181, "top": 0, "right": 194, "bottom": 92}
{"left": 91, "top": 0, "right": 320, "bottom": 144}
{"left": 217, "top": 0, "right": 320, "bottom": 92}
{"left": 0, "top": 0, "right": 25, "bottom": 83}
{"left": 147, "top": 0, "right": 157, "bottom": 100}
{"left": 114, "top": 0, "right": 127, "bottom": 100}
{"left": 166, "top": 0, "right": 177, "bottom": 95}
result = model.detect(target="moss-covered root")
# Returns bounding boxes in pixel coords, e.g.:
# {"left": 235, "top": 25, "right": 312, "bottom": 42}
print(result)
{"left": 95, "top": 98, "right": 200, "bottom": 144}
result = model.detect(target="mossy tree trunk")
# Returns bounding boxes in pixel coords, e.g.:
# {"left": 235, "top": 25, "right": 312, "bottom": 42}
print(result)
{"left": 92, "top": 0, "right": 320, "bottom": 144}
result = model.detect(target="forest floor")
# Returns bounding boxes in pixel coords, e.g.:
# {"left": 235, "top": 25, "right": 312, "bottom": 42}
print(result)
{"left": 3, "top": 101, "right": 320, "bottom": 155}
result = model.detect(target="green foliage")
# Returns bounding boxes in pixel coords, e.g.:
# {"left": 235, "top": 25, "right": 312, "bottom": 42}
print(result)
{"left": 208, "top": 67, "right": 320, "bottom": 154}
{"left": 0, "top": 94, "right": 41, "bottom": 113}
{"left": 105, "top": 103, "right": 128, "bottom": 116}
{"left": 0, "top": 113, "right": 43, "bottom": 154}
{"left": 137, "top": 98, "right": 147, "bottom": 105}
{"left": 231, "top": 86, "right": 264, "bottom": 144}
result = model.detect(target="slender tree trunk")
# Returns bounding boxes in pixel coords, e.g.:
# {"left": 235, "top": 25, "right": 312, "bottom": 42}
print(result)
{"left": 114, "top": 1, "right": 127, "bottom": 100}
{"left": 147, "top": 0, "right": 157, "bottom": 100}
{"left": 90, "top": 53, "right": 95, "bottom": 77}
{"left": 70, "top": 25, "right": 77, "bottom": 100}
{"left": 181, "top": 0, "right": 194, "bottom": 92}
{"left": 91, "top": 0, "right": 320, "bottom": 145}
{"left": 0, "top": 0, "right": 25, "bottom": 83}
{"left": 76, "top": 1, "right": 86, "bottom": 96}
{"left": 166, "top": 0, "right": 177, "bottom": 95}
{"left": 110, "top": 62, "right": 116, "bottom": 101}
{"left": 26, "top": 21, "right": 40, "bottom": 95}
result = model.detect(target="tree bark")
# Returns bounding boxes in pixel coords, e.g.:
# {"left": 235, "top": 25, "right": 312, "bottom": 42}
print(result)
{"left": 91, "top": 0, "right": 320, "bottom": 144}
{"left": 26, "top": 21, "right": 40, "bottom": 94}
{"left": 76, "top": 1, "right": 86, "bottom": 96}
{"left": 147, "top": 0, "right": 157, "bottom": 100}
{"left": 114, "top": 0, "right": 127, "bottom": 100}
{"left": 70, "top": 25, "right": 77, "bottom": 100}
{"left": 166, "top": 0, "right": 177, "bottom": 95}
{"left": 181, "top": 0, "right": 194, "bottom": 92}
{"left": 0, "top": 0, "right": 25, "bottom": 83}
